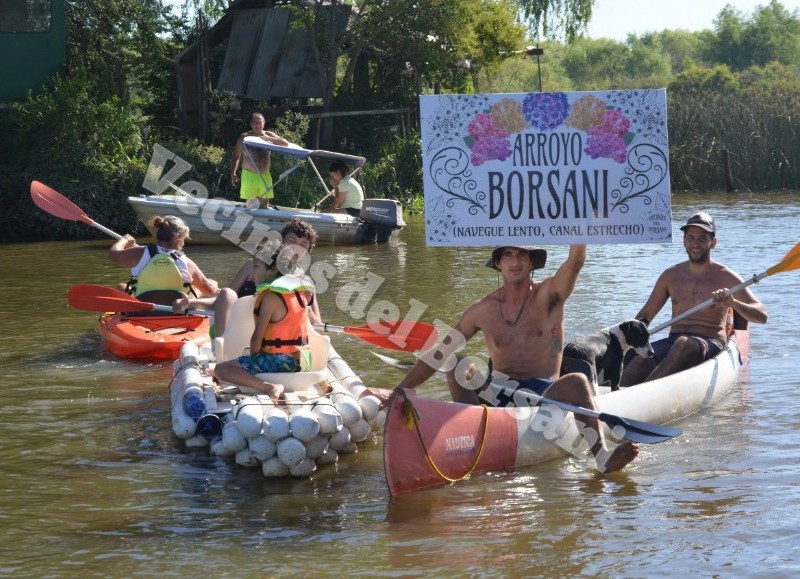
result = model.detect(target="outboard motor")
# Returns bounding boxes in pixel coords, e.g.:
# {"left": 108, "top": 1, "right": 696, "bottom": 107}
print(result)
{"left": 358, "top": 199, "right": 406, "bottom": 243}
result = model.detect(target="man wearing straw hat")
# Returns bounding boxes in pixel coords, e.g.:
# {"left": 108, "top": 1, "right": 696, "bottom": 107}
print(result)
{"left": 368, "top": 243, "right": 639, "bottom": 474}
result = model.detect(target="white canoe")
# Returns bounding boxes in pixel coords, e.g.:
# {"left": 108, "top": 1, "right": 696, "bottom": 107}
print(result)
{"left": 169, "top": 295, "right": 385, "bottom": 477}
{"left": 383, "top": 328, "right": 750, "bottom": 496}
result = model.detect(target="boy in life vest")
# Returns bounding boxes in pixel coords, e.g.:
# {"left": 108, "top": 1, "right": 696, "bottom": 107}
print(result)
{"left": 212, "top": 219, "right": 317, "bottom": 401}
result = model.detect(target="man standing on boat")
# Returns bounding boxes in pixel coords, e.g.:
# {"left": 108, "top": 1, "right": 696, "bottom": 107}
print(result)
{"left": 620, "top": 212, "right": 768, "bottom": 386}
{"left": 367, "top": 244, "right": 639, "bottom": 474}
{"left": 230, "top": 112, "right": 289, "bottom": 209}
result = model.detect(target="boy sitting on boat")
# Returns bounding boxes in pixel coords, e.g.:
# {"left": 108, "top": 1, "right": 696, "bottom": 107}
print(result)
{"left": 212, "top": 219, "right": 318, "bottom": 401}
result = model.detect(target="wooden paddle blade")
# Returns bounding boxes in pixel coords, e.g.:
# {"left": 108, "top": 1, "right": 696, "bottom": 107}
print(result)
{"left": 30, "top": 181, "right": 92, "bottom": 225}
{"left": 68, "top": 284, "right": 156, "bottom": 313}
{"left": 768, "top": 241, "right": 800, "bottom": 275}
{"left": 344, "top": 321, "right": 438, "bottom": 352}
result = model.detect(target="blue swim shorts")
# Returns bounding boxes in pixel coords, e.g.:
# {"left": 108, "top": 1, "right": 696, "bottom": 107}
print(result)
{"left": 482, "top": 376, "right": 553, "bottom": 408}
{"left": 237, "top": 352, "right": 298, "bottom": 374}
{"left": 653, "top": 333, "right": 725, "bottom": 363}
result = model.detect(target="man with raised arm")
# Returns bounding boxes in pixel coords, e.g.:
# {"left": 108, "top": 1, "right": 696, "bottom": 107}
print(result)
{"left": 369, "top": 244, "right": 639, "bottom": 474}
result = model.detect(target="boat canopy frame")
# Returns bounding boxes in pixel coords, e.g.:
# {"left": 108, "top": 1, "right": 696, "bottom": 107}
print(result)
{"left": 243, "top": 137, "right": 366, "bottom": 209}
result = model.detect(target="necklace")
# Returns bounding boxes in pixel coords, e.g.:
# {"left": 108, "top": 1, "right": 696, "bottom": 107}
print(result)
{"left": 499, "top": 285, "right": 532, "bottom": 326}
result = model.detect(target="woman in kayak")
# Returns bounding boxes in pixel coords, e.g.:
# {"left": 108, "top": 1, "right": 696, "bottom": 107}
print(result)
{"left": 108, "top": 215, "right": 219, "bottom": 305}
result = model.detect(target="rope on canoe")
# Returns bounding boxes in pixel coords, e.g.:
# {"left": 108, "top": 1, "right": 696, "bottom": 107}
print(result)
{"left": 396, "top": 388, "right": 490, "bottom": 484}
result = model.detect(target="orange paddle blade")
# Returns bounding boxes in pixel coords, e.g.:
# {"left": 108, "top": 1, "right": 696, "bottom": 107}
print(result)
{"left": 768, "top": 241, "right": 800, "bottom": 275}
{"left": 68, "top": 284, "right": 157, "bottom": 313}
{"left": 314, "top": 321, "right": 439, "bottom": 352}
{"left": 30, "top": 181, "right": 93, "bottom": 225}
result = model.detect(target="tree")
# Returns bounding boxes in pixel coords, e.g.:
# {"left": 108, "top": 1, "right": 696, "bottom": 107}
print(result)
{"left": 559, "top": 37, "right": 670, "bottom": 90}
{"left": 638, "top": 30, "right": 703, "bottom": 73}
{"left": 703, "top": 1, "right": 800, "bottom": 70}
{"left": 515, "top": 0, "right": 594, "bottom": 41}
{"left": 65, "top": 0, "right": 180, "bottom": 126}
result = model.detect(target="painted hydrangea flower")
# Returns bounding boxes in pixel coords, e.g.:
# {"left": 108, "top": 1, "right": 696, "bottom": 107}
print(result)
{"left": 585, "top": 127, "right": 628, "bottom": 163}
{"left": 522, "top": 92, "right": 569, "bottom": 131}
{"left": 601, "top": 108, "right": 631, "bottom": 137}
{"left": 490, "top": 98, "right": 528, "bottom": 134}
{"left": 565, "top": 95, "right": 607, "bottom": 131}
{"left": 467, "top": 112, "right": 507, "bottom": 141}
{"left": 471, "top": 133, "right": 512, "bottom": 166}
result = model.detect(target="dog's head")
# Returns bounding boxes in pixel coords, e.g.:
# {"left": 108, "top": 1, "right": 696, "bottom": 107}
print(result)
{"left": 616, "top": 319, "right": 654, "bottom": 358}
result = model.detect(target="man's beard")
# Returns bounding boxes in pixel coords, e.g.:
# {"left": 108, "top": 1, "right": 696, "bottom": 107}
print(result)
{"left": 687, "top": 248, "right": 711, "bottom": 264}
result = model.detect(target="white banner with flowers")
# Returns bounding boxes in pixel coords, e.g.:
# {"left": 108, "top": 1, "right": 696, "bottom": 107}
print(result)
{"left": 420, "top": 90, "right": 672, "bottom": 246}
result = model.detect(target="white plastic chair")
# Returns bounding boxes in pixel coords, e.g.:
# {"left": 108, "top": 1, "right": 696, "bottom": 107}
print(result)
{"left": 213, "top": 294, "right": 330, "bottom": 393}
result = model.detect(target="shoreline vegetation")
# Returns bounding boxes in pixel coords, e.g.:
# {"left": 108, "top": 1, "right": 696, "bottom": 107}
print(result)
{"left": 1, "top": 1, "right": 799, "bottom": 243}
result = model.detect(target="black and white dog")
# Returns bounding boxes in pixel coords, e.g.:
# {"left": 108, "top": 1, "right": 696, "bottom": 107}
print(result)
{"left": 563, "top": 319, "right": 654, "bottom": 391}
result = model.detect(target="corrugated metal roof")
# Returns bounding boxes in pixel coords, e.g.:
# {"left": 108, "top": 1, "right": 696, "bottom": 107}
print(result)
{"left": 217, "top": 9, "right": 268, "bottom": 94}
{"left": 216, "top": 6, "right": 348, "bottom": 100}
{"left": 272, "top": 26, "right": 324, "bottom": 98}
{"left": 245, "top": 8, "right": 292, "bottom": 99}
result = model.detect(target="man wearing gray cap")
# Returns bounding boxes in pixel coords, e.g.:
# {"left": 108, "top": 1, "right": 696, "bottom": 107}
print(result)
{"left": 621, "top": 212, "right": 768, "bottom": 385}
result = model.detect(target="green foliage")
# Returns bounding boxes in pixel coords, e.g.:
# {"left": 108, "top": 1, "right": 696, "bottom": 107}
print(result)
{"left": 561, "top": 37, "right": 671, "bottom": 90}
{"left": 361, "top": 131, "right": 423, "bottom": 211}
{"left": 668, "top": 61, "right": 800, "bottom": 191}
{"left": 669, "top": 64, "right": 741, "bottom": 96}
{"left": 703, "top": 1, "right": 800, "bottom": 70}
{"left": 516, "top": 0, "right": 594, "bottom": 41}
{"left": 0, "top": 74, "right": 148, "bottom": 242}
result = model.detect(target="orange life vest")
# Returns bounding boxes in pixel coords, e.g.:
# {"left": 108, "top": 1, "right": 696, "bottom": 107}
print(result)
{"left": 253, "top": 276, "right": 311, "bottom": 355}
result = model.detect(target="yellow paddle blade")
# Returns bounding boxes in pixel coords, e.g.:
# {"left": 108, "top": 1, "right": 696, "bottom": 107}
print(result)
{"left": 767, "top": 241, "right": 800, "bottom": 275}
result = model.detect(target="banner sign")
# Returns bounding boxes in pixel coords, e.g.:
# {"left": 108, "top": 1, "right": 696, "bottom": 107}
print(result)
{"left": 420, "top": 89, "right": 671, "bottom": 246}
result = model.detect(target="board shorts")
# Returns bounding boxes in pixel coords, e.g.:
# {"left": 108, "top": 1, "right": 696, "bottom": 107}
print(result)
{"left": 480, "top": 375, "right": 553, "bottom": 408}
{"left": 240, "top": 168, "right": 273, "bottom": 200}
{"left": 653, "top": 333, "right": 726, "bottom": 363}
{"left": 237, "top": 352, "right": 298, "bottom": 374}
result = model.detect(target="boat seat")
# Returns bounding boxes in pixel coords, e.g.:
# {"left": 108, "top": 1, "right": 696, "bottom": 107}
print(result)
{"left": 213, "top": 295, "right": 257, "bottom": 363}
{"left": 213, "top": 294, "right": 331, "bottom": 393}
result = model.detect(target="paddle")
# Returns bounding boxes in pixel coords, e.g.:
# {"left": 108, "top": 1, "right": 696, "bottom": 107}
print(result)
{"left": 68, "top": 284, "right": 211, "bottom": 315}
{"left": 68, "top": 284, "right": 439, "bottom": 353}
{"left": 372, "top": 351, "right": 682, "bottom": 444}
{"left": 650, "top": 241, "right": 800, "bottom": 334}
{"left": 313, "top": 321, "right": 438, "bottom": 353}
{"left": 30, "top": 181, "right": 123, "bottom": 240}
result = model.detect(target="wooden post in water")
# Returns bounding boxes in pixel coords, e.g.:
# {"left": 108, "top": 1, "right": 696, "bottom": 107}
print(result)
{"left": 721, "top": 149, "right": 735, "bottom": 192}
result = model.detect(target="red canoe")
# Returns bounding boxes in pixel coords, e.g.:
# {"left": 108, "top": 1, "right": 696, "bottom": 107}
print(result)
{"left": 97, "top": 312, "right": 211, "bottom": 361}
{"left": 383, "top": 328, "right": 749, "bottom": 497}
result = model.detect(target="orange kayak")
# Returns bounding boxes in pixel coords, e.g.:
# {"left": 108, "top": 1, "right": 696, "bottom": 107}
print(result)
{"left": 97, "top": 312, "right": 211, "bottom": 361}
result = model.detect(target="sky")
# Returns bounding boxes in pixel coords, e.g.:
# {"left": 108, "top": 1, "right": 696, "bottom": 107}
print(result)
{"left": 585, "top": 0, "right": 800, "bottom": 41}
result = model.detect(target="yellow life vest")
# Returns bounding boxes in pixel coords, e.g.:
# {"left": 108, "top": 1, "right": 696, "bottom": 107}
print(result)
{"left": 129, "top": 245, "right": 192, "bottom": 297}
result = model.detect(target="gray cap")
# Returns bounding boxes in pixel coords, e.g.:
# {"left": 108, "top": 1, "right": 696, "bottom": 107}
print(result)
{"left": 680, "top": 212, "right": 715, "bottom": 234}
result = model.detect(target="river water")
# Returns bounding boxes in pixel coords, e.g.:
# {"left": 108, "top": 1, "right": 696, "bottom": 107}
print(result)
{"left": 1, "top": 193, "right": 799, "bottom": 576}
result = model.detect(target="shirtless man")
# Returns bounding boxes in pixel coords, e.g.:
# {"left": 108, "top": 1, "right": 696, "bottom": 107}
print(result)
{"left": 620, "top": 212, "right": 767, "bottom": 386}
{"left": 230, "top": 112, "right": 289, "bottom": 208}
{"left": 368, "top": 244, "right": 639, "bottom": 474}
